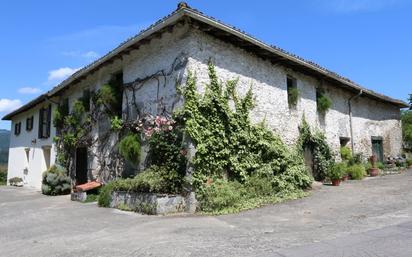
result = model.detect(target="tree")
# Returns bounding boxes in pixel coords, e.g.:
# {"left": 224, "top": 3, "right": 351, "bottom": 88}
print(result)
{"left": 402, "top": 94, "right": 412, "bottom": 148}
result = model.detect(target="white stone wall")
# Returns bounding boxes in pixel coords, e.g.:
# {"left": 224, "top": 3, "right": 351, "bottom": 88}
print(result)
{"left": 7, "top": 103, "right": 57, "bottom": 189}
{"left": 184, "top": 28, "right": 402, "bottom": 158}
{"left": 7, "top": 22, "right": 403, "bottom": 189}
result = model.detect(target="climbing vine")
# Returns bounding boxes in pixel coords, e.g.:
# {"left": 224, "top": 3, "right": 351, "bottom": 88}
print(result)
{"left": 178, "top": 62, "right": 313, "bottom": 203}
{"left": 297, "top": 117, "right": 334, "bottom": 181}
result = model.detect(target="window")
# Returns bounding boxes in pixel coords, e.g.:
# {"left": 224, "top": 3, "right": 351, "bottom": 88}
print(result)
{"left": 26, "top": 116, "right": 34, "bottom": 131}
{"left": 339, "top": 137, "right": 350, "bottom": 147}
{"left": 38, "top": 105, "right": 51, "bottom": 139}
{"left": 14, "top": 122, "right": 21, "bottom": 135}
{"left": 316, "top": 88, "right": 332, "bottom": 113}
{"left": 287, "top": 76, "right": 298, "bottom": 108}
{"left": 81, "top": 89, "right": 91, "bottom": 112}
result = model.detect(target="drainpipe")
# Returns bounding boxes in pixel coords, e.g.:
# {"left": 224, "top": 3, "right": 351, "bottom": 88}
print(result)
{"left": 348, "top": 90, "right": 363, "bottom": 156}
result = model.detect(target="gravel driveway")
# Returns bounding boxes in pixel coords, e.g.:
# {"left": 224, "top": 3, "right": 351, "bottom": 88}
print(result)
{"left": 0, "top": 170, "right": 411, "bottom": 257}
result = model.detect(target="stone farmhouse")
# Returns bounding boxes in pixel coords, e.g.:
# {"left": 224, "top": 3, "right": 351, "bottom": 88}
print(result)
{"left": 3, "top": 3, "right": 407, "bottom": 189}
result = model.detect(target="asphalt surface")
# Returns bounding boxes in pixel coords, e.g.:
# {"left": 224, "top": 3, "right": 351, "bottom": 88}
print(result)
{"left": 0, "top": 170, "right": 411, "bottom": 257}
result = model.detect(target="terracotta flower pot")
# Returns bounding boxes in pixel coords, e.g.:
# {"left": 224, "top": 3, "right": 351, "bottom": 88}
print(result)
{"left": 369, "top": 168, "right": 379, "bottom": 177}
{"left": 341, "top": 175, "right": 349, "bottom": 182}
{"left": 331, "top": 179, "right": 341, "bottom": 186}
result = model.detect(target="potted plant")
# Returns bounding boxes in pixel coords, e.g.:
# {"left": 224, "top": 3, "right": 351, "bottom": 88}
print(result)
{"left": 329, "top": 163, "right": 345, "bottom": 186}
{"left": 368, "top": 155, "right": 379, "bottom": 177}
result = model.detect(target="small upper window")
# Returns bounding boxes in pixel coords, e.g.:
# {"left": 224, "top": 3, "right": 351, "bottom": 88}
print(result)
{"left": 38, "top": 105, "right": 51, "bottom": 139}
{"left": 14, "top": 122, "right": 21, "bottom": 135}
{"left": 287, "top": 76, "right": 298, "bottom": 108}
{"left": 81, "top": 89, "right": 91, "bottom": 112}
{"left": 26, "top": 116, "right": 34, "bottom": 131}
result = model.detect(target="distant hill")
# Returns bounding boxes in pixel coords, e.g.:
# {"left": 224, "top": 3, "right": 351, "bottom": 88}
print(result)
{"left": 0, "top": 130, "right": 10, "bottom": 165}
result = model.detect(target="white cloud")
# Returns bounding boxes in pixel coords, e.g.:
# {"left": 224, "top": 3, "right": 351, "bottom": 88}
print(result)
{"left": 82, "top": 51, "right": 99, "bottom": 59}
{"left": 18, "top": 87, "right": 41, "bottom": 94}
{"left": 48, "top": 67, "right": 80, "bottom": 81}
{"left": 62, "top": 50, "right": 99, "bottom": 59}
{"left": 0, "top": 99, "right": 22, "bottom": 113}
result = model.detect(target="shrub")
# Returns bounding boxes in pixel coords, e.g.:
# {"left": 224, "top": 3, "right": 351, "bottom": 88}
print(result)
{"left": 347, "top": 164, "right": 366, "bottom": 180}
{"left": 9, "top": 177, "right": 23, "bottom": 186}
{"left": 97, "top": 183, "right": 114, "bottom": 207}
{"left": 41, "top": 165, "right": 71, "bottom": 195}
{"left": 116, "top": 165, "right": 183, "bottom": 194}
{"left": 198, "top": 174, "right": 308, "bottom": 214}
{"left": 118, "top": 133, "right": 141, "bottom": 165}
{"left": 0, "top": 168, "right": 7, "bottom": 186}
{"left": 377, "top": 162, "right": 385, "bottom": 170}
{"left": 329, "top": 162, "right": 346, "bottom": 180}
{"left": 198, "top": 179, "right": 245, "bottom": 213}
{"left": 349, "top": 153, "right": 363, "bottom": 165}
{"left": 364, "top": 162, "right": 372, "bottom": 171}
{"left": 340, "top": 146, "right": 352, "bottom": 161}
{"left": 407, "top": 158, "right": 412, "bottom": 166}
{"left": 98, "top": 165, "right": 183, "bottom": 207}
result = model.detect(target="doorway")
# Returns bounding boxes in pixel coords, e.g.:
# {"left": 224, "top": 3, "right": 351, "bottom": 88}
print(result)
{"left": 371, "top": 137, "right": 384, "bottom": 163}
{"left": 75, "top": 147, "right": 88, "bottom": 185}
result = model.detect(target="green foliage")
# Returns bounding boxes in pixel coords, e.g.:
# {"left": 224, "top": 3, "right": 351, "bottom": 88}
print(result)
{"left": 118, "top": 133, "right": 141, "bottom": 165}
{"left": 297, "top": 118, "right": 334, "bottom": 181}
{"left": 83, "top": 194, "right": 99, "bottom": 203}
{"left": 96, "top": 78, "right": 123, "bottom": 117}
{"left": 402, "top": 110, "right": 412, "bottom": 146}
{"left": 41, "top": 165, "right": 71, "bottom": 195}
{"left": 377, "top": 162, "right": 385, "bottom": 170}
{"left": 348, "top": 153, "right": 363, "bottom": 165}
{"left": 407, "top": 158, "right": 412, "bottom": 166}
{"left": 340, "top": 146, "right": 352, "bottom": 161}
{"left": 110, "top": 116, "right": 124, "bottom": 131}
{"left": 147, "top": 124, "right": 186, "bottom": 176}
{"left": 347, "top": 164, "right": 366, "bottom": 180}
{"left": 8, "top": 177, "right": 22, "bottom": 186}
{"left": 329, "top": 162, "right": 346, "bottom": 180}
{"left": 0, "top": 166, "right": 6, "bottom": 186}
{"left": 53, "top": 99, "right": 92, "bottom": 169}
{"left": 364, "top": 161, "right": 372, "bottom": 171}
{"left": 113, "top": 165, "right": 183, "bottom": 194}
{"left": 98, "top": 165, "right": 184, "bottom": 208}
{"left": 179, "top": 63, "right": 312, "bottom": 213}
{"left": 198, "top": 175, "right": 308, "bottom": 215}
{"left": 316, "top": 91, "right": 332, "bottom": 113}
{"left": 98, "top": 183, "right": 114, "bottom": 207}
{"left": 288, "top": 87, "right": 299, "bottom": 107}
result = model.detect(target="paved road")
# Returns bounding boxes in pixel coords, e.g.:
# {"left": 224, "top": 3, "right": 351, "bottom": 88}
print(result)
{"left": 0, "top": 171, "right": 411, "bottom": 257}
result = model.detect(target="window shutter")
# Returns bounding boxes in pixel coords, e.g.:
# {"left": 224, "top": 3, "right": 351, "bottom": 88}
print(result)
{"left": 46, "top": 105, "right": 51, "bottom": 137}
{"left": 39, "top": 108, "right": 43, "bottom": 138}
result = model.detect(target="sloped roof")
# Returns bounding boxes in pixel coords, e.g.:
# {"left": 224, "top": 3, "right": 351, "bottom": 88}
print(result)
{"left": 3, "top": 2, "right": 408, "bottom": 120}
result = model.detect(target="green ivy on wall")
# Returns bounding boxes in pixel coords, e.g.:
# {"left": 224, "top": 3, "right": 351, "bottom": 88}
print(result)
{"left": 297, "top": 117, "right": 334, "bottom": 181}
{"left": 178, "top": 62, "right": 313, "bottom": 200}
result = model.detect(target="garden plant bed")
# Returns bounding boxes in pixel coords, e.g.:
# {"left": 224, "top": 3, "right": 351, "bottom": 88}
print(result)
{"left": 110, "top": 191, "right": 191, "bottom": 215}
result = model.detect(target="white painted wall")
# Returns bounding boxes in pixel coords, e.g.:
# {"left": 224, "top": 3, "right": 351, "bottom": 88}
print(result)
{"left": 7, "top": 103, "right": 57, "bottom": 189}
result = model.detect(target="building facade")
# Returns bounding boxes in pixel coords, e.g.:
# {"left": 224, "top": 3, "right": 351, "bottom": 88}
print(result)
{"left": 3, "top": 3, "right": 407, "bottom": 189}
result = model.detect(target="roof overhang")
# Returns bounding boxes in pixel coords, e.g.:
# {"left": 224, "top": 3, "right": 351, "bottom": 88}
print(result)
{"left": 2, "top": 94, "right": 48, "bottom": 120}
{"left": 2, "top": 4, "right": 408, "bottom": 121}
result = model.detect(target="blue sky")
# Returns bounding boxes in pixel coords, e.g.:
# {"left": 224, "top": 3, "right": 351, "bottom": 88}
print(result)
{"left": 0, "top": 0, "right": 411, "bottom": 130}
